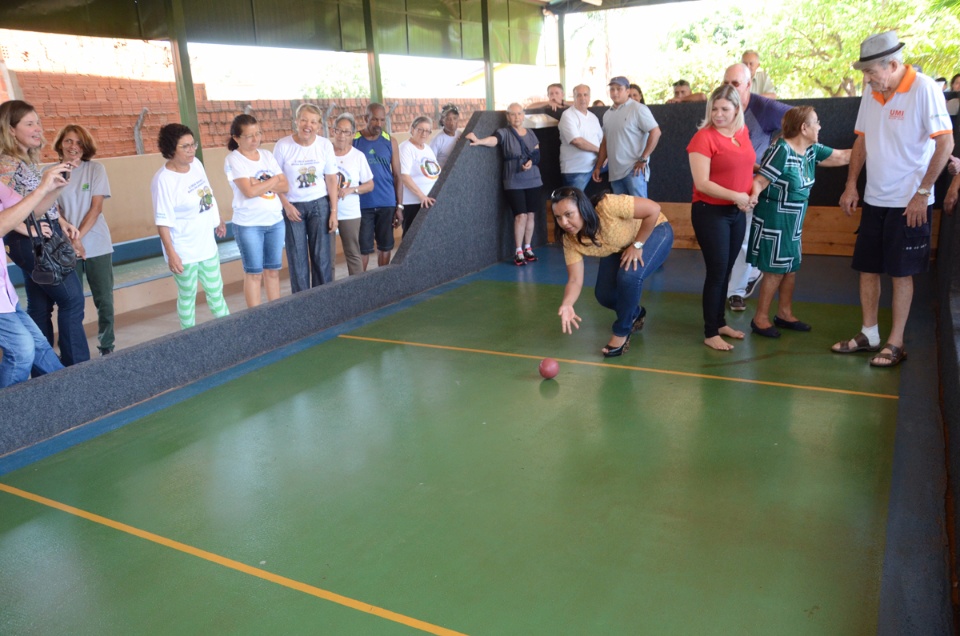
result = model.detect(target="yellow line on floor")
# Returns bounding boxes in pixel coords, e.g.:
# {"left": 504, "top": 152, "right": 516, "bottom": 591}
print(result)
{"left": 0, "top": 482, "right": 466, "bottom": 636}
{"left": 339, "top": 334, "right": 898, "bottom": 401}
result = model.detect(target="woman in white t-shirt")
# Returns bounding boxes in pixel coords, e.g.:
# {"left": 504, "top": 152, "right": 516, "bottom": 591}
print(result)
{"left": 331, "top": 113, "right": 374, "bottom": 276}
{"left": 151, "top": 123, "right": 229, "bottom": 330}
{"left": 53, "top": 124, "right": 116, "bottom": 354}
{"left": 399, "top": 116, "right": 441, "bottom": 236}
{"left": 273, "top": 104, "right": 340, "bottom": 291}
{"left": 224, "top": 114, "right": 289, "bottom": 308}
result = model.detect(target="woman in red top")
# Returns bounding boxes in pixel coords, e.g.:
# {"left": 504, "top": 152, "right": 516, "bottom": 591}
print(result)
{"left": 687, "top": 85, "right": 756, "bottom": 351}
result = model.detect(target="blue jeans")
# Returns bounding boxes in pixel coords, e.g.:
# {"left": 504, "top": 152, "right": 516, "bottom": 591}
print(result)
{"left": 283, "top": 197, "right": 334, "bottom": 292}
{"left": 5, "top": 225, "right": 90, "bottom": 366}
{"left": 594, "top": 222, "right": 673, "bottom": 337}
{"left": 610, "top": 172, "right": 648, "bottom": 198}
{"left": 562, "top": 172, "right": 593, "bottom": 191}
{"left": 691, "top": 201, "right": 747, "bottom": 338}
{"left": 0, "top": 303, "right": 64, "bottom": 387}
{"left": 235, "top": 220, "right": 285, "bottom": 275}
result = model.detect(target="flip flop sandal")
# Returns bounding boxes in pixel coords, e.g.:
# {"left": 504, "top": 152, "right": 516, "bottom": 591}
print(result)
{"left": 870, "top": 343, "right": 907, "bottom": 368}
{"left": 831, "top": 332, "right": 882, "bottom": 354}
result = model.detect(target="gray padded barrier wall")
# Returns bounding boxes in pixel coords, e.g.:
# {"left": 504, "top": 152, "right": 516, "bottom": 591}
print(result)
{"left": 0, "top": 111, "right": 522, "bottom": 457}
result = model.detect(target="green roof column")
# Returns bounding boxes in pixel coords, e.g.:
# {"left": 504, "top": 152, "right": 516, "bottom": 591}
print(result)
{"left": 480, "top": 0, "right": 495, "bottom": 109}
{"left": 164, "top": 0, "right": 202, "bottom": 161}
{"left": 362, "top": 0, "right": 383, "bottom": 103}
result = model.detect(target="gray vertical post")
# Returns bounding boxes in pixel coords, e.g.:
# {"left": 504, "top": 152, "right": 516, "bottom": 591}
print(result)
{"left": 362, "top": 0, "right": 384, "bottom": 103}
{"left": 480, "top": 0, "right": 495, "bottom": 109}
{"left": 164, "top": 0, "right": 203, "bottom": 161}
{"left": 558, "top": 13, "right": 566, "bottom": 96}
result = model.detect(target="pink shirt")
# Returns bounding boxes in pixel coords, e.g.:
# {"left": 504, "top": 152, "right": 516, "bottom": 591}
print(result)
{"left": 0, "top": 182, "right": 24, "bottom": 313}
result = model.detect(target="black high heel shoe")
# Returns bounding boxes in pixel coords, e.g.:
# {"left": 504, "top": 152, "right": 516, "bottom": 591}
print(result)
{"left": 602, "top": 333, "right": 631, "bottom": 358}
{"left": 632, "top": 306, "right": 647, "bottom": 332}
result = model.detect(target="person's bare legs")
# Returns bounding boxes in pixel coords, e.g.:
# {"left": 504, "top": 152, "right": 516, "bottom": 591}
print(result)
{"left": 833, "top": 272, "right": 881, "bottom": 351}
{"left": 752, "top": 272, "right": 783, "bottom": 329}
{"left": 774, "top": 272, "right": 798, "bottom": 322}
{"left": 378, "top": 249, "right": 391, "bottom": 267}
{"left": 871, "top": 275, "right": 913, "bottom": 366}
{"left": 513, "top": 215, "right": 526, "bottom": 252}
{"left": 244, "top": 273, "right": 263, "bottom": 308}
{"left": 362, "top": 254, "right": 370, "bottom": 271}
{"left": 523, "top": 212, "right": 535, "bottom": 246}
{"left": 263, "top": 269, "right": 281, "bottom": 302}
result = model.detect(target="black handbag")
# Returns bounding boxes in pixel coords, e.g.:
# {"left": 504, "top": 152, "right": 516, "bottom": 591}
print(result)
{"left": 27, "top": 213, "right": 77, "bottom": 286}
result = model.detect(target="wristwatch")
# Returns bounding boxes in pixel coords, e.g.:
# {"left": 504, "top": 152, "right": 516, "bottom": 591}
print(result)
{"left": 633, "top": 240, "right": 644, "bottom": 250}
{"left": 916, "top": 187, "right": 932, "bottom": 197}
{"left": 396, "top": 204, "right": 404, "bottom": 209}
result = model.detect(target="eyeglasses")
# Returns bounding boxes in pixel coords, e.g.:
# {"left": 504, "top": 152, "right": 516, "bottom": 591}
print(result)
{"left": 178, "top": 142, "right": 198, "bottom": 150}
{"left": 550, "top": 187, "right": 579, "bottom": 201}
{"left": 333, "top": 128, "right": 354, "bottom": 136}
{"left": 723, "top": 80, "right": 743, "bottom": 88}
{"left": 413, "top": 127, "right": 432, "bottom": 134}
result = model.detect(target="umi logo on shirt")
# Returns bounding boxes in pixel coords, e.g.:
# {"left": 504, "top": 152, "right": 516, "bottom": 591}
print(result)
{"left": 420, "top": 158, "right": 441, "bottom": 179}
{"left": 888, "top": 109, "right": 906, "bottom": 121}
{"left": 256, "top": 170, "right": 277, "bottom": 199}
{"left": 81, "top": 183, "right": 90, "bottom": 191}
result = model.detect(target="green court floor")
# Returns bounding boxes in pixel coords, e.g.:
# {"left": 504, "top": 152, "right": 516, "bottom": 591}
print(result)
{"left": 0, "top": 279, "right": 899, "bottom": 635}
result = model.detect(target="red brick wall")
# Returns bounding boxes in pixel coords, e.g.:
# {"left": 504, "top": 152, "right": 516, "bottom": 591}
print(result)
{"left": 15, "top": 71, "right": 485, "bottom": 161}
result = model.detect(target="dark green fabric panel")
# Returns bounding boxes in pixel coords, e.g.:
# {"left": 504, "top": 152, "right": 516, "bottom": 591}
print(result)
{"left": 0, "top": 0, "right": 544, "bottom": 62}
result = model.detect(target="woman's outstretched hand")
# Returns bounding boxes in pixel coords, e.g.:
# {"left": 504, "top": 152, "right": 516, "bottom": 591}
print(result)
{"left": 559, "top": 305, "right": 581, "bottom": 334}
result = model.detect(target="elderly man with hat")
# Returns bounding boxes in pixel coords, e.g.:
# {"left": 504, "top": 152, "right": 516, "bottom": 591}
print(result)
{"left": 833, "top": 31, "right": 953, "bottom": 367}
{"left": 592, "top": 76, "right": 661, "bottom": 197}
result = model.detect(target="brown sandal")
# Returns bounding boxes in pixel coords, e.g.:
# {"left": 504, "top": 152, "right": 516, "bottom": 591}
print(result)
{"left": 831, "top": 332, "right": 882, "bottom": 354}
{"left": 870, "top": 343, "right": 907, "bottom": 368}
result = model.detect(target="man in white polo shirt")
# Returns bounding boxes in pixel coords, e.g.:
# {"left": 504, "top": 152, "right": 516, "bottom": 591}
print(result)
{"left": 558, "top": 84, "right": 603, "bottom": 191}
{"left": 833, "top": 31, "right": 953, "bottom": 367}
{"left": 592, "top": 76, "right": 661, "bottom": 198}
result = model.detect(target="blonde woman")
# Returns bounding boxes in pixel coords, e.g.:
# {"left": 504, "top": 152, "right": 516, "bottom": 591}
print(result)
{"left": 0, "top": 100, "right": 89, "bottom": 365}
{"left": 273, "top": 104, "right": 340, "bottom": 290}
{"left": 686, "top": 85, "right": 756, "bottom": 351}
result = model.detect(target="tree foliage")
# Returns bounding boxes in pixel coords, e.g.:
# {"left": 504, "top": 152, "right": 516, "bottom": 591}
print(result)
{"left": 757, "top": 0, "right": 960, "bottom": 97}
{"left": 638, "top": 0, "right": 960, "bottom": 103}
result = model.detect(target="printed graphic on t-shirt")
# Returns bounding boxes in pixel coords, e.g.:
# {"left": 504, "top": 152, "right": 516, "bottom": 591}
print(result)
{"left": 337, "top": 170, "right": 352, "bottom": 189}
{"left": 255, "top": 170, "right": 277, "bottom": 199}
{"left": 297, "top": 166, "right": 318, "bottom": 189}
{"left": 81, "top": 183, "right": 90, "bottom": 192}
{"left": 420, "top": 158, "right": 441, "bottom": 179}
{"left": 198, "top": 186, "right": 214, "bottom": 212}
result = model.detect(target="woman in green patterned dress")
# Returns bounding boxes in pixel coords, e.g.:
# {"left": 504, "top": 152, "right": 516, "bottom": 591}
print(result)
{"left": 746, "top": 106, "right": 851, "bottom": 337}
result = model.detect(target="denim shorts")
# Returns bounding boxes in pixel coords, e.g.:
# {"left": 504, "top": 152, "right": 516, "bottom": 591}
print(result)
{"left": 234, "top": 220, "right": 285, "bottom": 274}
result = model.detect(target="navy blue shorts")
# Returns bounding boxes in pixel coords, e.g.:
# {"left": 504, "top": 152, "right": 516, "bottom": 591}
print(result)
{"left": 851, "top": 202, "right": 931, "bottom": 277}
{"left": 359, "top": 207, "right": 396, "bottom": 254}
